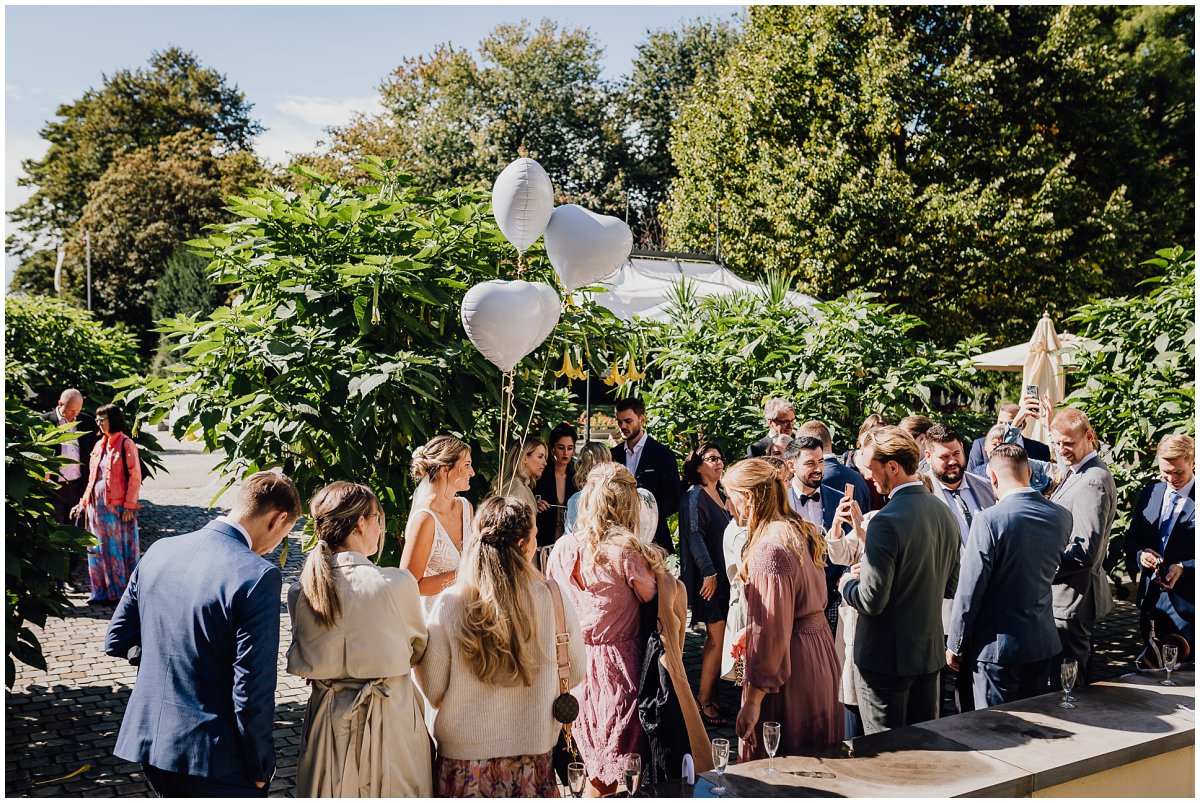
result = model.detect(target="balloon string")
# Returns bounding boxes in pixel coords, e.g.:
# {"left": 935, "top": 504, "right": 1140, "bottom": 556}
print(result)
{"left": 499, "top": 370, "right": 514, "bottom": 491}
{"left": 508, "top": 334, "right": 557, "bottom": 491}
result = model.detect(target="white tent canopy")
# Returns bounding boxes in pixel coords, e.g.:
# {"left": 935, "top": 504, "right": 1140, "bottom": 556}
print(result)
{"left": 584, "top": 253, "right": 818, "bottom": 322}
{"left": 972, "top": 331, "right": 1094, "bottom": 372}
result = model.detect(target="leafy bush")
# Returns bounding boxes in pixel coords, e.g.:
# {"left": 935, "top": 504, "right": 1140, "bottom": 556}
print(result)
{"left": 135, "top": 160, "right": 636, "bottom": 564}
{"left": 150, "top": 248, "right": 220, "bottom": 375}
{"left": 4, "top": 395, "right": 95, "bottom": 687}
{"left": 640, "top": 280, "right": 988, "bottom": 457}
{"left": 1063, "top": 246, "right": 1195, "bottom": 568}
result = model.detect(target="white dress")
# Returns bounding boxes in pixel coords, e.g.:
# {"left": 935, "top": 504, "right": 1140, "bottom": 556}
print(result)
{"left": 413, "top": 497, "right": 473, "bottom": 614}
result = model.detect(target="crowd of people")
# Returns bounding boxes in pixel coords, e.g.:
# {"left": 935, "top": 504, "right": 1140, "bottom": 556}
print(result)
{"left": 35, "top": 386, "right": 1193, "bottom": 796}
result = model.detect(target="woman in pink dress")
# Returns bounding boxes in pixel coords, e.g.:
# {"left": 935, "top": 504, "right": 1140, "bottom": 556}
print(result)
{"left": 726, "top": 458, "right": 843, "bottom": 763}
{"left": 546, "top": 462, "right": 666, "bottom": 797}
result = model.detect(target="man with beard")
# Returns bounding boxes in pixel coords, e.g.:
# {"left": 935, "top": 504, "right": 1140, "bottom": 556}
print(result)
{"left": 922, "top": 424, "right": 997, "bottom": 713}
{"left": 611, "top": 397, "right": 681, "bottom": 555}
{"left": 784, "top": 436, "right": 848, "bottom": 634}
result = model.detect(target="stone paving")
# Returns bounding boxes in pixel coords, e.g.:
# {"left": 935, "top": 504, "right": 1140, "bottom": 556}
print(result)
{"left": 4, "top": 436, "right": 1145, "bottom": 797}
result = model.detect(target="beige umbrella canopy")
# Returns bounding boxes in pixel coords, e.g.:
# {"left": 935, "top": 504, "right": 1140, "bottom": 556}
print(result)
{"left": 1020, "top": 312, "right": 1067, "bottom": 445}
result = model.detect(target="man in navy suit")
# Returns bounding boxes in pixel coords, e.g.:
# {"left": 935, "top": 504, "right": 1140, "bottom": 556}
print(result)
{"left": 784, "top": 435, "right": 849, "bottom": 634}
{"left": 105, "top": 472, "right": 302, "bottom": 797}
{"left": 947, "top": 444, "right": 1073, "bottom": 708}
{"left": 967, "top": 398, "right": 1051, "bottom": 477}
{"left": 612, "top": 397, "right": 681, "bottom": 554}
{"left": 1125, "top": 434, "right": 1195, "bottom": 652}
{"left": 797, "top": 420, "right": 872, "bottom": 513}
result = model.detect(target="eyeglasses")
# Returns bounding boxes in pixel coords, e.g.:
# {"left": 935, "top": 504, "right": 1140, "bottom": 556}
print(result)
{"left": 702, "top": 455, "right": 724, "bottom": 464}
{"left": 771, "top": 418, "right": 795, "bottom": 427}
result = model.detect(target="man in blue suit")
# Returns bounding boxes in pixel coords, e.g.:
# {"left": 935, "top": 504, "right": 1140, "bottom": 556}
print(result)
{"left": 967, "top": 399, "right": 1051, "bottom": 478}
{"left": 947, "top": 445, "right": 1072, "bottom": 708}
{"left": 797, "top": 420, "right": 872, "bottom": 514}
{"left": 105, "top": 471, "right": 302, "bottom": 797}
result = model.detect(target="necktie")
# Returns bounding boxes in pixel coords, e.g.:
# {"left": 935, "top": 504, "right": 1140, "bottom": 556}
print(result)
{"left": 950, "top": 489, "right": 974, "bottom": 529}
{"left": 1160, "top": 490, "right": 1180, "bottom": 552}
{"left": 799, "top": 491, "right": 820, "bottom": 505}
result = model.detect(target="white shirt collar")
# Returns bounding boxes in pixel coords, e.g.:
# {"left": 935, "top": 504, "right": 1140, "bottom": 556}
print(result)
{"left": 1166, "top": 478, "right": 1195, "bottom": 501}
{"left": 791, "top": 477, "right": 820, "bottom": 499}
{"left": 625, "top": 431, "right": 649, "bottom": 454}
{"left": 888, "top": 480, "right": 925, "bottom": 498}
{"left": 1001, "top": 486, "right": 1040, "bottom": 501}
{"left": 1069, "top": 451, "right": 1098, "bottom": 472}
{"left": 822, "top": 452, "right": 837, "bottom": 461}
{"left": 215, "top": 515, "right": 254, "bottom": 550}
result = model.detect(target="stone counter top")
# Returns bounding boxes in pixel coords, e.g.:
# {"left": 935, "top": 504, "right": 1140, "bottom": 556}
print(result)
{"left": 699, "top": 670, "right": 1194, "bottom": 798}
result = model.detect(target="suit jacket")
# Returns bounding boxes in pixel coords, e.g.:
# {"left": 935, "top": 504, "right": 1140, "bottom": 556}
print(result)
{"left": 746, "top": 434, "right": 774, "bottom": 458}
{"left": 841, "top": 485, "right": 961, "bottom": 676}
{"left": 925, "top": 471, "right": 998, "bottom": 544}
{"left": 824, "top": 457, "right": 873, "bottom": 514}
{"left": 1050, "top": 454, "right": 1117, "bottom": 622}
{"left": 612, "top": 436, "right": 681, "bottom": 554}
{"left": 786, "top": 481, "right": 844, "bottom": 533}
{"left": 40, "top": 409, "right": 98, "bottom": 487}
{"left": 105, "top": 520, "right": 281, "bottom": 782}
{"left": 967, "top": 433, "right": 1050, "bottom": 477}
{"left": 1125, "top": 481, "right": 1195, "bottom": 624}
{"left": 948, "top": 490, "right": 1073, "bottom": 664}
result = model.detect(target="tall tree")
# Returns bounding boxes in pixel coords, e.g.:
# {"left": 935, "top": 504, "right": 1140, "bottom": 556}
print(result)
{"left": 620, "top": 17, "right": 741, "bottom": 246}
{"left": 304, "top": 20, "right": 626, "bottom": 212}
{"left": 7, "top": 48, "right": 261, "bottom": 260}
{"left": 665, "top": 6, "right": 1194, "bottom": 345}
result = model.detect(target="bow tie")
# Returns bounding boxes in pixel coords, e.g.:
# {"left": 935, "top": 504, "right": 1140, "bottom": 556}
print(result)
{"left": 799, "top": 491, "right": 820, "bottom": 505}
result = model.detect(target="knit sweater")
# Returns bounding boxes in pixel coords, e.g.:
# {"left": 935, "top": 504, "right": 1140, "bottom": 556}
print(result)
{"left": 417, "top": 578, "right": 585, "bottom": 761}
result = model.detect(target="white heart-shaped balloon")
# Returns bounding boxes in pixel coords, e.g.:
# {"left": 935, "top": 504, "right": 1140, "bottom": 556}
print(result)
{"left": 492, "top": 158, "right": 555, "bottom": 253}
{"left": 544, "top": 204, "right": 633, "bottom": 292}
{"left": 461, "top": 280, "right": 558, "bottom": 372}
{"left": 532, "top": 282, "right": 561, "bottom": 350}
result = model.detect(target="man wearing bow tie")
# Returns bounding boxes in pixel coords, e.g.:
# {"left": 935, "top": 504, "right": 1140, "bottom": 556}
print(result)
{"left": 784, "top": 436, "right": 849, "bottom": 635}
{"left": 1125, "top": 434, "right": 1195, "bottom": 653}
{"left": 1049, "top": 408, "right": 1117, "bottom": 686}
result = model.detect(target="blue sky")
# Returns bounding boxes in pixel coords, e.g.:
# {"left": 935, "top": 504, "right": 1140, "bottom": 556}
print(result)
{"left": 4, "top": 4, "right": 743, "bottom": 286}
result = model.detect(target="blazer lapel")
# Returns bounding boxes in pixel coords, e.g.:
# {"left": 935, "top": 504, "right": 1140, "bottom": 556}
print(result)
{"left": 1141, "top": 482, "right": 1168, "bottom": 525}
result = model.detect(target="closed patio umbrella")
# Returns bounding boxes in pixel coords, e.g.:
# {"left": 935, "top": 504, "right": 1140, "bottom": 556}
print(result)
{"left": 1021, "top": 312, "right": 1067, "bottom": 446}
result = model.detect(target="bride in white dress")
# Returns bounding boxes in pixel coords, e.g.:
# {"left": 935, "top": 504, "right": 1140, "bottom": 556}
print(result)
{"left": 400, "top": 436, "right": 475, "bottom": 613}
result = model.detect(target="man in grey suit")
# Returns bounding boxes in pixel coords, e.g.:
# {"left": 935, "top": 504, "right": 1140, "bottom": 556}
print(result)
{"left": 922, "top": 424, "right": 998, "bottom": 713}
{"left": 1049, "top": 407, "right": 1116, "bottom": 686}
{"left": 947, "top": 445, "right": 1073, "bottom": 708}
{"left": 840, "top": 426, "right": 961, "bottom": 734}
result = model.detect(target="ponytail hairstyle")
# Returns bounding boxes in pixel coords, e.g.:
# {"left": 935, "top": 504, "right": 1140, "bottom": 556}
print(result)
{"left": 458, "top": 496, "right": 542, "bottom": 687}
{"left": 300, "top": 481, "right": 380, "bottom": 629}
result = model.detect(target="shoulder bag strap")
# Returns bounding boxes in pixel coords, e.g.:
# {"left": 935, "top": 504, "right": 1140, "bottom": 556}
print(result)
{"left": 545, "top": 578, "right": 572, "bottom": 696}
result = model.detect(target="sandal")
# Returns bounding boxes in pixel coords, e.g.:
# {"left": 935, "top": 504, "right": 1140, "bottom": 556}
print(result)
{"left": 699, "top": 703, "right": 728, "bottom": 727}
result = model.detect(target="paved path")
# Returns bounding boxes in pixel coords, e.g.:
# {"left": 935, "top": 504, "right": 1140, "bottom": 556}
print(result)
{"left": 4, "top": 435, "right": 1143, "bottom": 797}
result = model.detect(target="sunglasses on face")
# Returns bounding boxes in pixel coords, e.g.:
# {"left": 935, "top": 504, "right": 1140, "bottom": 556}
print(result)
{"left": 702, "top": 455, "right": 724, "bottom": 464}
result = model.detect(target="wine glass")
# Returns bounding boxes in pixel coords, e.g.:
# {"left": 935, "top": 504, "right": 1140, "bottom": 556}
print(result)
{"left": 763, "top": 722, "right": 781, "bottom": 772}
{"left": 711, "top": 738, "right": 730, "bottom": 796}
{"left": 622, "top": 754, "right": 642, "bottom": 798}
{"left": 1059, "top": 659, "right": 1078, "bottom": 709}
{"left": 1162, "top": 644, "right": 1180, "bottom": 686}
{"left": 567, "top": 762, "right": 586, "bottom": 798}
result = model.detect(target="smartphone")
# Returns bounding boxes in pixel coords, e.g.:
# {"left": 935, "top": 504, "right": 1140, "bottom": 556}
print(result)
{"left": 843, "top": 483, "right": 855, "bottom": 501}
{"left": 1024, "top": 383, "right": 1039, "bottom": 400}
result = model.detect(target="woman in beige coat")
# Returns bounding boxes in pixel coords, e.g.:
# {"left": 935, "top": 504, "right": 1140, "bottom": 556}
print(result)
{"left": 287, "top": 482, "right": 431, "bottom": 797}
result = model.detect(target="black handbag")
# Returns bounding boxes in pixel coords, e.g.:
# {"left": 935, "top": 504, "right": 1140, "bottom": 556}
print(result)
{"left": 636, "top": 629, "right": 688, "bottom": 786}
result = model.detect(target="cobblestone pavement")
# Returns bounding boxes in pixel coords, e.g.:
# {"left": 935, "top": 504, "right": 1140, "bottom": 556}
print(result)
{"left": 5, "top": 440, "right": 1148, "bottom": 797}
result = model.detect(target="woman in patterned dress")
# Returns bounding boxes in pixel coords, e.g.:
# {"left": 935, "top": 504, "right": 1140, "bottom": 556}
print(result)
{"left": 74, "top": 404, "right": 141, "bottom": 604}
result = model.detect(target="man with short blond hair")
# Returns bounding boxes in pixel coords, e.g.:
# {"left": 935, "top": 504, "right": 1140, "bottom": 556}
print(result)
{"left": 1126, "top": 434, "right": 1195, "bottom": 654}
{"left": 1049, "top": 407, "right": 1116, "bottom": 686}
{"left": 747, "top": 397, "right": 795, "bottom": 457}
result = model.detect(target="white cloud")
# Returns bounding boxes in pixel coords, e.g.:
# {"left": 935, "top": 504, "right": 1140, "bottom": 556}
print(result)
{"left": 275, "top": 95, "right": 382, "bottom": 128}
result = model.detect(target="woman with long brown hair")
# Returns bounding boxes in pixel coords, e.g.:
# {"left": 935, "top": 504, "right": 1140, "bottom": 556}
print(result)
{"left": 725, "top": 458, "right": 843, "bottom": 762}
{"left": 287, "top": 482, "right": 431, "bottom": 796}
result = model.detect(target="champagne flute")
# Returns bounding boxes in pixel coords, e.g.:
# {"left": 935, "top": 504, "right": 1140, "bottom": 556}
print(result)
{"left": 567, "top": 762, "right": 586, "bottom": 798}
{"left": 763, "top": 721, "right": 782, "bottom": 772}
{"left": 622, "top": 753, "right": 642, "bottom": 798}
{"left": 711, "top": 738, "right": 730, "bottom": 796}
{"left": 1162, "top": 644, "right": 1180, "bottom": 686}
{"left": 1059, "top": 659, "right": 1078, "bottom": 709}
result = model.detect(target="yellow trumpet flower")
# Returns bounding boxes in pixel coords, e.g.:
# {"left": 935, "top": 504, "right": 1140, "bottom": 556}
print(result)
{"left": 569, "top": 350, "right": 588, "bottom": 381}
{"left": 603, "top": 363, "right": 626, "bottom": 387}
{"left": 626, "top": 354, "right": 646, "bottom": 381}
{"left": 554, "top": 349, "right": 577, "bottom": 379}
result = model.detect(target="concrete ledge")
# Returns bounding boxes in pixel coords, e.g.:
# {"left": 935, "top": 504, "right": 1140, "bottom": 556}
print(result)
{"left": 705, "top": 671, "right": 1194, "bottom": 798}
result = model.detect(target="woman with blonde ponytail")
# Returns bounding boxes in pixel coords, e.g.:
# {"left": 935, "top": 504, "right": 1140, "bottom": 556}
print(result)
{"left": 417, "top": 496, "right": 583, "bottom": 797}
{"left": 723, "top": 458, "right": 843, "bottom": 763}
{"left": 287, "top": 482, "right": 432, "bottom": 797}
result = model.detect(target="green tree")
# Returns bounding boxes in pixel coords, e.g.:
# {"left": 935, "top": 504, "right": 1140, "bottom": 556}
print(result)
{"left": 151, "top": 248, "right": 219, "bottom": 323}
{"left": 134, "top": 161, "right": 640, "bottom": 565}
{"left": 56, "top": 130, "right": 267, "bottom": 337}
{"left": 305, "top": 20, "right": 626, "bottom": 212}
{"left": 665, "top": 6, "right": 1195, "bottom": 345}
{"left": 621, "top": 16, "right": 741, "bottom": 246}
{"left": 7, "top": 48, "right": 261, "bottom": 260}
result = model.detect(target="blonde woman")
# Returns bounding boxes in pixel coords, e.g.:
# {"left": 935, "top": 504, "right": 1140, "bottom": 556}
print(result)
{"left": 546, "top": 462, "right": 666, "bottom": 797}
{"left": 725, "top": 458, "right": 843, "bottom": 763}
{"left": 287, "top": 482, "right": 431, "bottom": 797}
{"left": 401, "top": 435, "right": 475, "bottom": 610}
{"left": 417, "top": 496, "right": 584, "bottom": 797}
{"left": 564, "top": 442, "right": 659, "bottom": 543}
{"left": 494, "top": 437, "right": 548, "bottom": 516}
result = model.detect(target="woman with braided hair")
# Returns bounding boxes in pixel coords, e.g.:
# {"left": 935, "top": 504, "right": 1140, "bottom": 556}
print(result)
{"left": 418, "top": 496, "right": 584, "bottom": 797}
{"left": 287, "top": 481, "right": 431, "bottom": 797}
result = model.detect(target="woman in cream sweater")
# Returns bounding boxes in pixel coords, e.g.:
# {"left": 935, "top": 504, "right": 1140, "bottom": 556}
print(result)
{"left": 419, "top": 495, "right": 584, "bottom": 797}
